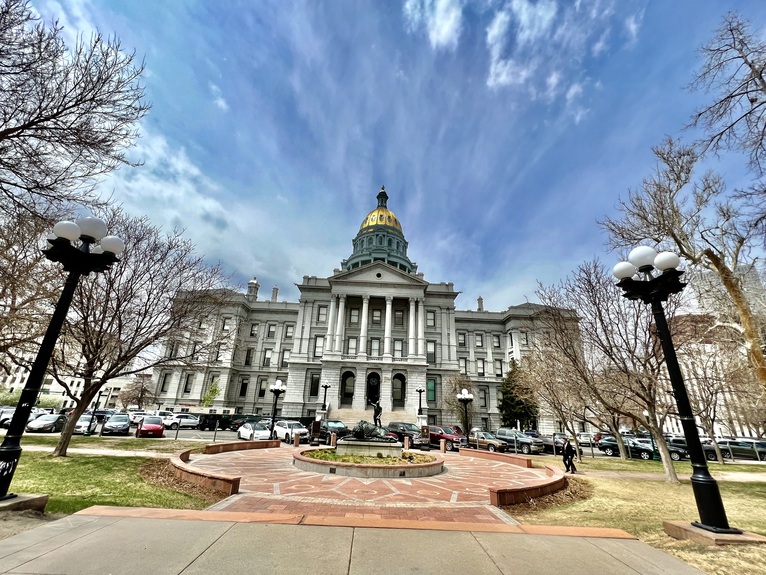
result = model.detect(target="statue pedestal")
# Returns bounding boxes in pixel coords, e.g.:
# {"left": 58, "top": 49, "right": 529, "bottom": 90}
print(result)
{"left": 336, "top": 439, "right": 403, "bottom": 458}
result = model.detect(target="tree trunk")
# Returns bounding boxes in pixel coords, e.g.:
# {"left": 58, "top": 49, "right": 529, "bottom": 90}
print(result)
{"left": 52, "top": 384, "right": 98, "bottom": 457}
{"left": 653, "top": 434, "right": 680, "bottom": 483}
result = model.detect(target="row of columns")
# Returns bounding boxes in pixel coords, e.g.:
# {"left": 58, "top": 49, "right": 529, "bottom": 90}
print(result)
{"left": 324, "top": 295, "right": 426, "bottom": 357}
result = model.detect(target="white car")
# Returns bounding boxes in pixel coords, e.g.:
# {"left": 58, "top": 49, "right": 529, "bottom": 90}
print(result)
{"left": 128, "top": 411, "right": 146, "bottom": 425}
{"left": 273, "top": 420, "right": 309, "bottom": 443}
{"left": 238, "top": 421, "right": 271, "bottom": 441}
{"left": 73, "top": 415, "right": 98, "bottom": 435}
{"left": 163, "top": 413, "right": 200, "bottom": 430}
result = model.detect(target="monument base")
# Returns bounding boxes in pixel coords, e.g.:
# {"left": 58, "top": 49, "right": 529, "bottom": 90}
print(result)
{"left": 336, "top": 439, "right": 403, "bottom": 458}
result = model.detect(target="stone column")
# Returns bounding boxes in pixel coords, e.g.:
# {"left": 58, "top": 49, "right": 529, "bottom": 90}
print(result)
{"left": 293, "top": 301, "right": 306, "bottom": 355}
{"left": 486, "top": 335, "right": 494, "bottom": 376}
{"left": 325, "top": 296, "right": 337, "bottom": 353}
{"left": 408, "top": 298, "right": 416, "bottom": 358}
{"left": 383, "top": 296, "right": 393, "bottom": 357}
{"left": 359, "top": 295, "right": 370, "bottom": 358}
{"left": 334, "top": 295, "right": 346, "bottom": 354}
{"left": 417, "top": 298, "right": 425, "bottom": 357}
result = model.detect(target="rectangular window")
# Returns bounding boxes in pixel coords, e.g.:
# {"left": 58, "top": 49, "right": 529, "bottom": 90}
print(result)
{"left": 493, "top": 335, "right": 501, "bottom": 348}
{"left": 370, "top": 338, "right": 380, "bottom": 356}
{"left": 349, "top": 308, "right": 359, "bottom": 324}
{"left": 244, "top": 348, "right": 253, "bottom": 366}
{"left": 347, "top": 337, "right": 357, "bottom": 355}
{"left": 459, "top": 358, "right": 467, "bottom": 374}
{"left": 183, "top": 374, "right": 193, "bottom": 394}
{"left": 521, "top": 331, "right": 529, "bottom": 345}
{"left": 281, "top": 350, "right": 290, "bottom": 367}
{"left": 309, "top": 373, "right": 320, "bottom": 397}
{"left": 458, "top": 332, "right": 466, "bottom": 347}
{"left": 476, "top": 334, "right": 484, "bottom": 348}
{"left": 214, "top": 344, "right": 222, "bottom": 361}
{"left": 426, "top": 340, "right": 436, "bottom": 363}
{"left": 160, "top": 373, "right": 170, "bottom": 393}
{"left": 317, "top": 306, "right": 327, "bottom": 323}
{"left": 508, "top": 332, "right": 514, "bottom": 348}
{"left": 222, "top": 317, "right": 230, "bottom": 331}
{"left": 258, "top": 378, "right": 267, "bottom": 398}
{"left": 262, "top": 349, "right": 272, "bottom": 367}
{"left": 393, "top": 339, "right": 403, "bottom": 358}
{"left": 426, "top": 310, "right": 435, "bottom": 327}
{"left": 427, "top": 378, "right": 436, "bottom": 402}
{"left": 480, "top": 387, "right": 488, "bottom": 408}
{"left": 477, "top": 358, "right": 485, "bottom": 376}
{"left": 250, "top": 323, "right": 258, "bottom": 337}
{"left": 394, "top": 310, "right": 404, "bottom": 326}
{"left": 494, "top": 359, "right": 503, "bottom": 377}
{"left": 239, "top": 378, "right": 249, "bottom": 397}
{"left": 285, "top": 324, "right": 294, "bottom": 338}
{"left": 267, "top": 324, "right": 276, "bottom": 338}
{"left": 314, "top": 336, "right": 324, "bottom": 358}
{"left": 372, "top": 309, "right": 382, "bottom": 324}
{"left": 191, "top": 342, "right": 199, "bottom": 360}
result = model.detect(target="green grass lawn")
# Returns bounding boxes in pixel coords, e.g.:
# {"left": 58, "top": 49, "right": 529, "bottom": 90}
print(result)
{"left": 19, "top": 434, "right": 207, "bottom": 454}
{"left": 12, "top": 451, "right": 214, "bottom": 514}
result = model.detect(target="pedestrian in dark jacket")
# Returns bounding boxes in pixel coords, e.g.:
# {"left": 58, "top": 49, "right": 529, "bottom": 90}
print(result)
{"left": 563, "top": 438, "right": 577, "bottom": 474}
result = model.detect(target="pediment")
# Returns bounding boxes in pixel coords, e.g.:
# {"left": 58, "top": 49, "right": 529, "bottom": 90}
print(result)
{"left": 331, "top": 261, "right": 428, "bottom": 288}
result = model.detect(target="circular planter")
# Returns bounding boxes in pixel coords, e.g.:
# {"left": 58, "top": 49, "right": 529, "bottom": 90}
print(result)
{"left": 293, "top": 448, "right": 444, "bottom": 478}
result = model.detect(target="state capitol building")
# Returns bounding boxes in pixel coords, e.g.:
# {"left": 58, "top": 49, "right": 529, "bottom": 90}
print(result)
{"left": 153, "top": 187, "right": 559, "bottom": 431}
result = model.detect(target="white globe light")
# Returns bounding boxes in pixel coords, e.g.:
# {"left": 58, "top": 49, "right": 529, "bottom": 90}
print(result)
{"left": 613, "top": 261, "right": 636, "bottom": 280}
{"left": 100, "top": 236, "right": 125, "bottom": 256}
{"left": 654, "top": 251, "right": 680, "bottom": 271}
{"left": 628, "top": 245, "right": 658, "bottom": 269}
{"left": 75, "top": 216, "right": 107, "bottom": 241}
{"left": 53, "top": 221, "right": 81, "bottom": 242}
{"left": 90, "top": 245, "right": 104, "bottom": 254}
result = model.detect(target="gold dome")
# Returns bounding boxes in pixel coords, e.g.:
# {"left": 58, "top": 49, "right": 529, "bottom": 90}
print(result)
{"left": 359, "top": 185, "right": 403, "bottom": 232}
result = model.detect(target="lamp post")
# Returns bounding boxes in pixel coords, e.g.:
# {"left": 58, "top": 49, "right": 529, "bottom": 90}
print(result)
{"left": 269, "top": 379, "right": 286, "bottom": 439}
{"left": 614, "top": 246, "right": 740, "bottom": 534}
{"left": 416, "top": 385, "right": 425, "bottom": 415}
{"left": 456, "top": 388, "right": 473, "bottom": 446}
{"left": 321, "top": 383, "right": 331, "bottom": 411}
{"left": 0, "top": 216, "right": 123, "bottom": 500}
{"left": 87, "top": 387, "right": 111, "bottom": 436}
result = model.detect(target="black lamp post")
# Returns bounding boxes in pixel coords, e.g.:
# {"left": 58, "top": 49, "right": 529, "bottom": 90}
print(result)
{"left": 456, "top": 388, "right": 473, "bottom": 443}
{"left": 416, "top": 385, "right": 425, "bottom": 415}
{"left": 86, "top": 387, "right": 111, "bottom": 436}
{"left": 269, "top": 379, "right": 286, "bottom": 439}
{"left": 614, "top": 246, "right": 740, "bottom": 534}
{"left": 321, "top": 383, "right": 331, "bottom": 411}
{"left": 0, "top": 216, "right": 123, "bottom": 500}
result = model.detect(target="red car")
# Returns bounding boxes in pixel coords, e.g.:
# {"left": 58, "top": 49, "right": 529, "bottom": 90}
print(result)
{"left": 135, "top": 416, "right": 165, "bottom": 438}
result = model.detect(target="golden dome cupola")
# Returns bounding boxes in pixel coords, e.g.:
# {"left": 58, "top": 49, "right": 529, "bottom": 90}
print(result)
{"left": 342, "top": 186, "right": 417, "bottom": 273}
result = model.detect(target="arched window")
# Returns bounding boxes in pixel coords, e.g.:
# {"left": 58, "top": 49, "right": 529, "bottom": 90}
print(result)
{"left": 392, "top": 374, "right": 406, "bottom": 409}
{"left": 388, "top": 238, "right": 393, "bottom": 247}
{"left": 366, "top": 372, "right": 380, "bottom": 404}
{"left": 341, "top": 371, "right": 355, "bottom": 406}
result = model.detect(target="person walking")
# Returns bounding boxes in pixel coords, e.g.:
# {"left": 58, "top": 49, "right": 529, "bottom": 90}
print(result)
{"left": 562, "top": 437, "right": 577, "bottom": 474}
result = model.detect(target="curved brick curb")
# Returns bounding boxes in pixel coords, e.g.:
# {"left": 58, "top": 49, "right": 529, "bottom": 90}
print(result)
{"left": 293, "top": 447, "right": 444, "bottom": 478}
{"left": 459, "top": 449, "right": 566, "bottom": 505}
{"left": 170, "top": 440, "right": 282, "bottom": 495}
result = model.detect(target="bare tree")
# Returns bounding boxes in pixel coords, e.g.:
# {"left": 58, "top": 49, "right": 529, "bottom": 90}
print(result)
{"left": 0, "top": 0, "right": 149, "bottom": 218}
{"left": 533, "top": 260, "right": 683, "bottom": 482}
{"left": 602, "top": 138, "right": 766, "bottom": 396}
{"left": 689, "top": 12, "right": 766, "bottom": 177}
{"left": 35, "top": 207, "right": 232, "bottom": 456}
{"left": 118, "top": 374, "right": 157, "bottom": 410}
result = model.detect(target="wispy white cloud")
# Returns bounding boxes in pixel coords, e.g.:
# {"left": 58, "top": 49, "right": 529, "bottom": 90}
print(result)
{"left": 403, "top": 0, "right": 463, "bottom": 51}
{"left": 209, "top": 83, "right": 229, "bottom": 111}
{"left": 510, "top": 0, "right": 557, "bottom": 46}
{"left": 624, "top": 12, "right": 642, "bottom": 45}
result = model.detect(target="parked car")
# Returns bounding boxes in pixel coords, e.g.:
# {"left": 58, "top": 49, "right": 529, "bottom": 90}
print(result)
{"left": 229, "top": 415, "right": 261, "bottom": 431}
{"left": 73, "top": 415, "right": 99, "bottom": 435}
{"left": 319, "top": 420, "right": 352, "bottom": 444}
{"left": 25, "top": 414, "right": 67, "bottom": 433}
{"left": 703, "top": 439, "right": 766, "bottom": 461}
{"left": 128, "top": 411, "right": 146, "bottom": 425}
{"left": 386, "top": 421, "right": 427, "bottom": 447}
{"left": 494, "top": 428, "right": 545, "bottom": 454}
{"left": 0, "top": 408, "right": 16, "bottom": 428}
{"left": 541, "top": 435, "right": 584, "bottom": 456}
{"left": 194, "top": 413, "right": 233, "bottom": 431}
{"left": 427, "top": 425, "right": 466, "bottom": 451}
{"left": 135, "top": 416, "right": 165, "bottom": 438}
{"left": 101, "top": 413, "right": 131, "bottom": 436}
{"left": 523, "top": 430, "right": 542, "bottom": 438}
{"left": 162, "top": 413, "right": 200, "bottom": 430}
{"left": 467, "top": 431, "right": 508, "bottom": 452}
{"left": 273, "top": 420, "right": 309, "bottom": 443}
{"left": 237, "top": 421, "right": 272, "bottom": 441}
{"left": 598, "top": 436, "right": 687, "bottom": 461}
{"left": 576, "top": 432, "right": 596, "bottom": 446}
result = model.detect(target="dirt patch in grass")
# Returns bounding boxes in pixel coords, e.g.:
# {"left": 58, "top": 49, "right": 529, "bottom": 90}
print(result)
{"left": 500, "top": 477, "right": 594, "bottom": 516}
{"left": 0, "top": 510, "right": 66, "bottom": 541}
{"left": 138, "top": 459, "right": 228, "bottom": 506}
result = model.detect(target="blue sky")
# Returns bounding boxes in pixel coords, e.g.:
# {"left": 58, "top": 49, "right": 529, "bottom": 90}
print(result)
{"left": 33, "top": 1, "right": 766, "bottom": 311}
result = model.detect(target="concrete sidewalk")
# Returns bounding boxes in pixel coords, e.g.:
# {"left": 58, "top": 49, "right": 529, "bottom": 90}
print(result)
{"left": 0, "top": 508, "right": 705, "bottom": 575}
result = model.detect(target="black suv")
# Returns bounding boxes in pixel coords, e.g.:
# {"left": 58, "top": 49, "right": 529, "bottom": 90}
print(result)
{"left": 386, "top": 421, "right": 427, "bottom": 447}
{"left": 319, "top": 420, "right": 352, "bottom": 444}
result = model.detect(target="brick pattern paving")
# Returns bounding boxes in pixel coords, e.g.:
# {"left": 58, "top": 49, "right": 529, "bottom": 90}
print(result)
{"left": 190, "top": 447, "right": 552, "bottom": 525}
